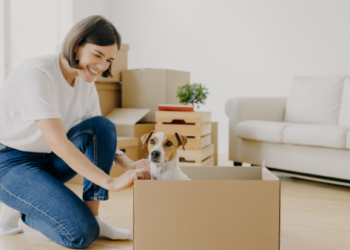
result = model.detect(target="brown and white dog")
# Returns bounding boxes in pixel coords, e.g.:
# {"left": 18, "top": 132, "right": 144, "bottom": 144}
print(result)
{"left": 141, "top": 130, "right": 191, "bottom": 180}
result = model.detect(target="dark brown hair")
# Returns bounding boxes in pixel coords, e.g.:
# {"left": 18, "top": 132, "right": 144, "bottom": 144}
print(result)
{"left": 61, "top": 15, "right": 121, "bottom": 78}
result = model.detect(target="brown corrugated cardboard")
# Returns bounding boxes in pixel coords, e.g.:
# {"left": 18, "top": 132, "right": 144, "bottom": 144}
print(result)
{"left": 121, "top": 69, "right": 190, "bottom": 122}
{"left": 134, "top": 166, "right": 280, "bottom": 250}
{"left": 95, "top": 82, "right": 121, "bottom": 116}
{"left": 106, "top": 108, "right": 156, "bottom": 160}
{"left": 95, "top": 44, "right": 129, "bottom": 82}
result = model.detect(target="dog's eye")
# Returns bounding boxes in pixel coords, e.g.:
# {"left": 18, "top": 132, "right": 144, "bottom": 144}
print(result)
{"left": 150, "top": 139, "right": 155, "bottom": 144}
{"left": 166, "top": 141, "right": 173, "bottom": 146}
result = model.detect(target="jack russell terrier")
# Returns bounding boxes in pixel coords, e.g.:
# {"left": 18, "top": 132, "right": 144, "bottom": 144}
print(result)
{"left": 141, "top": 130, "right": 191, "bottom": 180}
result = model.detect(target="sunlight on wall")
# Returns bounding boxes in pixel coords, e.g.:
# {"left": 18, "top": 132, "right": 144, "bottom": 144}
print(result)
{"left": 10, "top": 0, "right": 72, "bottom": 70}
{"left": 0, "top": 1, "right": 5, "bottom": 88}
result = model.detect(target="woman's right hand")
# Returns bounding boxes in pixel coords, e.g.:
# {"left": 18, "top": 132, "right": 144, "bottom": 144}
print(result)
{"left": 109, "top": 168, "right": 148, "bottom": 192}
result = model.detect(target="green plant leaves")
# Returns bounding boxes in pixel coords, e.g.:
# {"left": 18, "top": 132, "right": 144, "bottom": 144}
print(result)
{"left": 176, "top": 82, "right": 209, "bottom": 108}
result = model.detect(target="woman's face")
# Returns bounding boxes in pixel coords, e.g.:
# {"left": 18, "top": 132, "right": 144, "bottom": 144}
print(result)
{"left": 75, "top": 43, "right": 118, "bottom": 83}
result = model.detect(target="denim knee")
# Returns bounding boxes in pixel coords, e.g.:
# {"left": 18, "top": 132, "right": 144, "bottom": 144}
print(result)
{"left": 88, "top": 116, "right": 116, "bottom": 134}
{"left": 66, "top": 218, "right": 100, "bottom": 249}
{"left": 86, "top": 116, "right": 116, "bottom": 143}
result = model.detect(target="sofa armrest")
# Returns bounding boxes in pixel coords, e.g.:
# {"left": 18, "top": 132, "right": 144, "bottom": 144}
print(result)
{"left": 225, "top": 97, "right": 288, "bottom": 123}
{"left": 225, "top": 97, "right": 288, "bottom": 163}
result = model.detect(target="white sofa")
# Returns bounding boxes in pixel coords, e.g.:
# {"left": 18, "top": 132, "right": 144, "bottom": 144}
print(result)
{"left": 225, "top": 76, "right": 350, "bottom": 181}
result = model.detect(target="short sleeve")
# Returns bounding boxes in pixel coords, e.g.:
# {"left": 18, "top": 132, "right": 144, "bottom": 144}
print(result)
{"left": 12, "top": 69, "right": 61, "bottom": 122}
{"left": 82, "top": 83, "right": 102, "bottom": 120}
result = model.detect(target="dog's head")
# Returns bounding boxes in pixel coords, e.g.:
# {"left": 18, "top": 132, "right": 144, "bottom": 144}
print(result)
{"left": 140, "top": 131, "right": 188, "bottom": 164}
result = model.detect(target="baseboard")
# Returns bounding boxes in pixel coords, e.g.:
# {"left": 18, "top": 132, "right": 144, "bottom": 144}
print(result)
{"left": 267, "top": 167, "right": 350, "bottom": 188}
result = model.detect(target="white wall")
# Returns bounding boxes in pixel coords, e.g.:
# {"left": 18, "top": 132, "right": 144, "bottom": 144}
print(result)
{"left": 110, "top": 0, "right": 350, "bottom": 155}
{"left": 0, "top": 0, "right": 5, "bottom": 88}
{"left": 72, "top": 0, "right": 111, "bottom": 24}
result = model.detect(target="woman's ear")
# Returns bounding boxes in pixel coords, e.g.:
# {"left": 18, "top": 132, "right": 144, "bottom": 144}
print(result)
{"left": 175, "top": 132, "right": 188, "bottom": 151}
{"left": 140, "top": 130, "right": 155, "bottom": 149}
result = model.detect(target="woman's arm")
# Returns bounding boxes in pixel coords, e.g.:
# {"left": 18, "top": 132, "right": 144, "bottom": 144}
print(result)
{"left": 36, "top": 118, "right": 114, "bottom": 190}
{"left": 114, "top": 149, "right": 151, "bottom": 179}
{"left": 114, "top": 148, "right": 134, "bottom": 171}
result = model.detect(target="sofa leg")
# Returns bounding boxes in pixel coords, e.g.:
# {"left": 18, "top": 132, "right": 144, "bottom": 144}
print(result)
{"left": 233, "top": 162, "right": 242, "bottom": 166}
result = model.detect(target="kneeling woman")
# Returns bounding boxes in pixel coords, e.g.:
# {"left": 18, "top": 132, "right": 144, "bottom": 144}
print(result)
{"left": 0, "top": 15, "right": 150, "bottom": 249}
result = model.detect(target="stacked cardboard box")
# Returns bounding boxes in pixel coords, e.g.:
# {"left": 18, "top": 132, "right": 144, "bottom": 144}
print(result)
{"left": 155, "top": 111, "right": 216, "bottom": 166}
{"left": 121, "top": 69, "right": 190, "bottom": 122}
{"left": 95, "top": 82, "right": 121, "bottom": 116}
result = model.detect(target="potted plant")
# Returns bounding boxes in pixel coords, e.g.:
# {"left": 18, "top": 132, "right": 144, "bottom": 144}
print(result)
{"left": 176, "top": 82, "right": 209, "bottom": 109}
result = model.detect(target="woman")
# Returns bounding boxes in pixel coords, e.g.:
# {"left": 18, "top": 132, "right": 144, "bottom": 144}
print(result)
{"left": 0, "top": 15, "right": 150, "bottom": 248}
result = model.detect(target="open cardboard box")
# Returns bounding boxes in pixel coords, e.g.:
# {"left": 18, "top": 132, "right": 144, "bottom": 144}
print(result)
{"left": 106, "top": 108, "right": 155, "bottom": 160}
{"left": 133, "top": 166, "right": 280, "bottom": 250}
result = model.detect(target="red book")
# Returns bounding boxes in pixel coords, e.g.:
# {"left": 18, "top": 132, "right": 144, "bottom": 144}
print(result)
{"left": 158, "top": 104, "right": 194, "bottom": 112}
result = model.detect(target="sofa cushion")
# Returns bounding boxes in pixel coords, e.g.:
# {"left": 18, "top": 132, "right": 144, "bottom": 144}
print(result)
{"left": 339, "top": 77, "right": 350, "bottom": 127}
{"left": 236, "top": 120, "right": 295, "bottom": 143}
{"left": 284, "top": 76, "right": 345, "bottom": 125}
{"left": 283, "top": 124, "right": 350, "bottom": 149}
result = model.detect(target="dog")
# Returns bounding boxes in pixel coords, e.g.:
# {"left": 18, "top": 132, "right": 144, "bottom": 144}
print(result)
{"left": 141, "top": 130, "right": 191, "bottom": 180}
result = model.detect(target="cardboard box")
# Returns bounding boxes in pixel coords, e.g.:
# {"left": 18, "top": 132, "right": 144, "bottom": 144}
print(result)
{"left": 67, "top": 136, "right": 139, "bottom": 185}
{"left": 95, "top": 44, "right": 129, "bottom": 82}
{"left": 95, "top": 82, "right": 121, "bottom": 116}
{"left": 121, "top": 69, "right": 190, "bottom": 122}
{"left": 106, "top": 108, "right": 155, "bottom": 160}
{"left": 133, "top": 166, "right": 280, "bottom": 250}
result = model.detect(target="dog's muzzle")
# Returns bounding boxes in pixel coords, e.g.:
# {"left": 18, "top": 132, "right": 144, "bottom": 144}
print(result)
{"left": 151, "top": 150, "right": 161, "bottom": 162}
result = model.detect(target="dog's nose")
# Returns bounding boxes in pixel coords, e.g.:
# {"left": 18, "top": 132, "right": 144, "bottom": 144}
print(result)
{"left": 151, "top": 151, "right": 160, "bottom": 158}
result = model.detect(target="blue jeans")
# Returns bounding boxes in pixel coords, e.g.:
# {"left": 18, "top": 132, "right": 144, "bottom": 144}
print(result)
{"left": 0, "top": 116, "right": 117, "bottom": 249}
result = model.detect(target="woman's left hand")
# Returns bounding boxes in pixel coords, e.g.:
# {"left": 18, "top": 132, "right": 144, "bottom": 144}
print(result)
{"left": 128, "top": 159, "right": 151, "bottom": 180}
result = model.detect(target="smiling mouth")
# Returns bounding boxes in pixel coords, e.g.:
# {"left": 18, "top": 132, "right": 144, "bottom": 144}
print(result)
{"left": 87, "top": 66, "right": 98, "bottom": 75}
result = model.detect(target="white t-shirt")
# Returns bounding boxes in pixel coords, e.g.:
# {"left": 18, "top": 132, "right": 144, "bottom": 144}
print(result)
{"left": 0, "top": 52, "right": 102, "bottom": 153}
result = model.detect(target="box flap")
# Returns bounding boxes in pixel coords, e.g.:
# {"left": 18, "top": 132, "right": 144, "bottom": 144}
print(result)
{"left": 262, "top": 167, "right": 279, "bottom": 180}
{"left": 117, "top": 136, "right": 139, "bottom": 148}
{"left": 180, "top": 166, "right": 262, "bottom": 180}
{"left": 106, "top": 108, "right": 150, "bottom": 125}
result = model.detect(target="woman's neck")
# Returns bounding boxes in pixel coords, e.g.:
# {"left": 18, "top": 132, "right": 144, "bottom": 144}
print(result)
{"left": 58, "top": 53, "right": 79, "bottom": 87}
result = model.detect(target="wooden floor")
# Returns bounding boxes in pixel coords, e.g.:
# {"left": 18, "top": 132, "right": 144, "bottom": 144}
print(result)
{"left": 0, "top": 155, "right": 349, "bottom": 250}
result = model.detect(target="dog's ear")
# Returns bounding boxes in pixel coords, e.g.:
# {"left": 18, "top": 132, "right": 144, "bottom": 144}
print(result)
{"left": 175, "top": 132, "right": 188, "bottom": 151}
{"left": 140, "top": 130, "right": 155, "bottom": 149}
